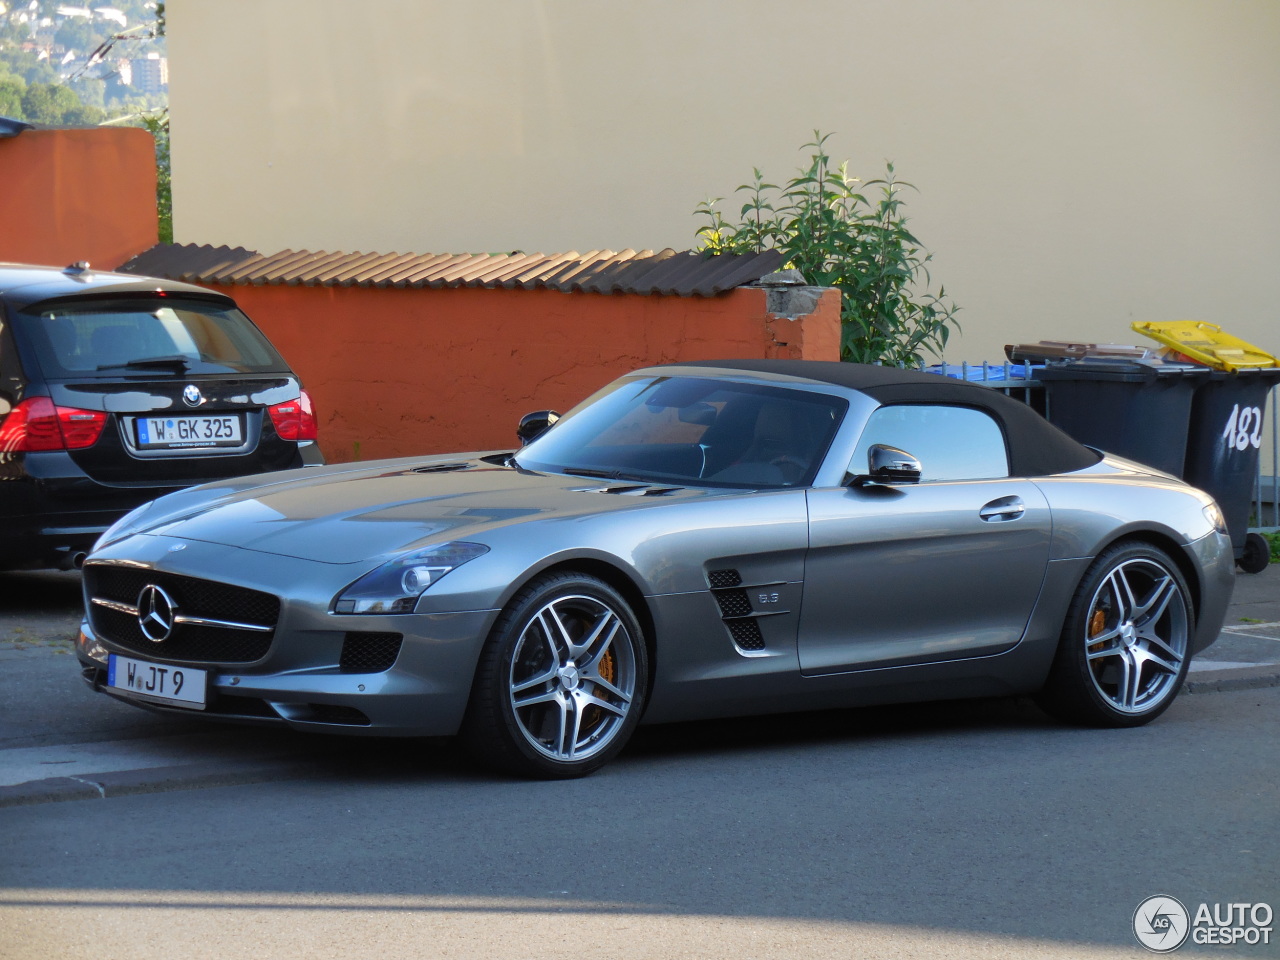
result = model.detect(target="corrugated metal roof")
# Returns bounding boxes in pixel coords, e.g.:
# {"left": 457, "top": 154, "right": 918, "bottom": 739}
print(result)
{"left": 117, "top": 243, "right": 786, "bottom": 297}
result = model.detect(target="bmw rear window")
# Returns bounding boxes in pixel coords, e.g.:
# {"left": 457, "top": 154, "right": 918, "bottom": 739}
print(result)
{"left": 15, "top": 297, "right": 290, "bottom": 378}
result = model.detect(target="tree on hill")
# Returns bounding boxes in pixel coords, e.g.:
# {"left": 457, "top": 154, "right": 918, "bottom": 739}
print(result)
{"left": 54, "top": 18, "right": 108, "bottom": 56}
{"left": 0, "top": 72, "right": 23, "bottom": 117}
{"left": 21, "top": 82, "right": 81, "bottom": 124}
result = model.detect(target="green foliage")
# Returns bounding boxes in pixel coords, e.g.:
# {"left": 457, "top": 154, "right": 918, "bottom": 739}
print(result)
{"left": 0, "top": 74, "right": 23, "bottom": 116}
{"left": 139, "top": 111, "right": 172, "bottom": 243}
{"left": 1, "top": 46, "right": 57, "bottom": 87}
{"left": 70, "top": 76, "right": 106, "bottom": 110}
{"left": 21, "top": 81, "right": 80, "bottom": 124}
{"left": 61, "top": 102, "right": 105, "bottom": 125}
{"left": 1263, "top": 530, "right": 1280, "bottom": 563}
{"left": 696, "top": 132, "right": 959, "bottom": 367}
{"left": 54, "top": 18, "right": 108, "bottom": 54}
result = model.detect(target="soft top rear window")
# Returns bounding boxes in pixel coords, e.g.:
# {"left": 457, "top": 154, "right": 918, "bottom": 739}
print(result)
{"left": 16, "top": 297, "right": 290, "bottom": 378}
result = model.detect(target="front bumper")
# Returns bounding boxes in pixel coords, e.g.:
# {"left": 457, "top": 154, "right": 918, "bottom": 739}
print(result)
{"left": 1187, "top": 528, "right": 1237, "bottom": 657}
{"left": 76, "top": 536, "right": 501, "bottom": 736}
{"left": 77, "top": 607, "right": 496, "bottom": 736}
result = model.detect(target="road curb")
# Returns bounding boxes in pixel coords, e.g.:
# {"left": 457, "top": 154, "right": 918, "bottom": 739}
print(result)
{"left": 0, "top": 758, "right": 325, "bottom": 808}
{"left": 4, "top": 665, "right": 1277, "bottom": 808}
{"left": 1183, "top": 663, "right": 1280, "bottom": 695}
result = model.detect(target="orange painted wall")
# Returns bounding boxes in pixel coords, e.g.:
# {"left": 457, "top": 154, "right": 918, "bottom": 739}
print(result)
{"left": 213, "top": 283, "right": 841, "bottom": 462}
{"left": 0, "top": 127, "right": 157, "bottom": 270}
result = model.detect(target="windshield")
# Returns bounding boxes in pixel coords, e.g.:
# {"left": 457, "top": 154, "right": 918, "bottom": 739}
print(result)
{"left": 516, "top": 376, "right": 847, "bottom": 488}
{"left": 16, "top": 297, "right": 290, "bottom": 378}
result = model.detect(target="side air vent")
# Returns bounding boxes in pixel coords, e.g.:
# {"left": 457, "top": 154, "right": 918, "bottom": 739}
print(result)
{"left": 727, "top": 619, "right": 766, "bottom": 652}
{"left": 705, "top": 567, "right": 788, "bottom": 657}
{"left": 708, "top": 569, "right": 742, "bottom": 588}
{"left": 714, "top": 589, "right": 752, "bottom": 618}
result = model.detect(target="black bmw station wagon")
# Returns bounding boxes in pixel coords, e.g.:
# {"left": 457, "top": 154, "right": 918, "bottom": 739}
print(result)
{"left": 0, "top": 261, "right": 324, "bottom": 571}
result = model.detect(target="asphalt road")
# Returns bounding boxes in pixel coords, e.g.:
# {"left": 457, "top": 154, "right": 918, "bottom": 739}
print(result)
{"left": 1, "top": 566, "right": 1278, "bottom": 959}
{"left": 2, "top": 685, "right": 1278, "bottom": 959}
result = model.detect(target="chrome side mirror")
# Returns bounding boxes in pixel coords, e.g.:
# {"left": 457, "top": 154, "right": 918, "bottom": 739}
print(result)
{"left": 847, "top": 444, "right": 922, "bottom": 486}
{"left": 517, "top": 410, "right": 560, "bottom": 446}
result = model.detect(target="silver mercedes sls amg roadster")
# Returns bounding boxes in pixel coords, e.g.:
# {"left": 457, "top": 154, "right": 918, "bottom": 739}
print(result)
{"left": 76, "top": 359, "right": 1236, "bottom": 778}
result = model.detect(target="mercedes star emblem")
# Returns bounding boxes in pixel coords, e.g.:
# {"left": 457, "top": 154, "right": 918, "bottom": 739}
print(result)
{"left": 136, "top": 584, "right": 178, "bottom": 642}
{"left": 182, "top": 384, "right": 204, "bottom": 407}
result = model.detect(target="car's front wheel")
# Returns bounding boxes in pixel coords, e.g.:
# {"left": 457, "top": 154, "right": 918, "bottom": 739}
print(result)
{"left": 461, "top": 571, "right": 648, "bottom": 778}
{"left": 1036, "top": 541, "right": 1193, "bottom": 727}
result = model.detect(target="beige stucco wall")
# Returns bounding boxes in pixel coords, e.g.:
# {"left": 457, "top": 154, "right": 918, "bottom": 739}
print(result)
{"left": 168, "top": 0, "right": 1280, "bottom": 363}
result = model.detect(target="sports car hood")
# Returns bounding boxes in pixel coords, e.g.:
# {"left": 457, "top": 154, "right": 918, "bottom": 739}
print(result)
{"left": 138, "top": 457, "right": 718, "bottom": 563}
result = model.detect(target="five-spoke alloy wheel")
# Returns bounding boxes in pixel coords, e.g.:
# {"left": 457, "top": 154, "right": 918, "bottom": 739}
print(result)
{"left": 462, "top": 571, "right": 648, "bottom": 778}
{"left": 1037, "top": 541, "right": 1193, "bottom": 727}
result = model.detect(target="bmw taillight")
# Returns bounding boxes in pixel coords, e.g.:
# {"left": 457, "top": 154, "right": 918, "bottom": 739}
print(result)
{"left": 267, "top": 389, "right": 318, "bottom": 441}
{"left": 0, "top": 397, "right": 107, "bottom": 452}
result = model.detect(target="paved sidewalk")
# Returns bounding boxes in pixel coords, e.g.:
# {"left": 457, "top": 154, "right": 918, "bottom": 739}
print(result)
{"left": 1184, "top": 560, "right": 1280, "bottom": 693}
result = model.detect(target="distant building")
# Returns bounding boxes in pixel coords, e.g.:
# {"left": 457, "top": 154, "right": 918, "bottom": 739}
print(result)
{"left": 129, "top": 54, "right": 167, "bottom": 93}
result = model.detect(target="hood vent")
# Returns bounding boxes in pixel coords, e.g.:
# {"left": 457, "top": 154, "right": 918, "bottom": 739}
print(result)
{"left": 597, "top": 484, "right": 682, "bottom": 496}
{"left": 410, "top": 462, "right": 472, "bottom": 474}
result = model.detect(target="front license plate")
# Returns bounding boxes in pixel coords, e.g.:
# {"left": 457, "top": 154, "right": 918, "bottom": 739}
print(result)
{"left": 136, "top": 415, "right": 242, "bottom": 449}
{"left": 107, "top": 654, "right": 208, "bottom": 709}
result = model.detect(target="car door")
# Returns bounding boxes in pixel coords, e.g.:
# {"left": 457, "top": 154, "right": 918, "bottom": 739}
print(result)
{"left": 797, "top": 402, "right": 1053, "bottom": 675}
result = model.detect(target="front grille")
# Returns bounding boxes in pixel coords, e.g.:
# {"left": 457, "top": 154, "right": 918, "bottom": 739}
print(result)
{"left": 727, "top": 619, "right": 765, "bottom": 651}
{"left": 340, "top": 632, "right": 403, "bottom": 673}
{"left": 708, "top": 568, "right": 742, "bottom": 588}
{"left": 714, "top": 589, "right": 752, "bottom": 618}
{"left": 86, "top": 563, "right": 279, "bottom": 664}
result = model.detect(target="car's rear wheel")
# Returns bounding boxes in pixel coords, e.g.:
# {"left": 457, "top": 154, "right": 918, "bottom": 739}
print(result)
{"left": 461, "top": 571, "right": 648, "bottom": 779}
{"left": 1036, "top": 542, "right": 1192, "bottom": 727}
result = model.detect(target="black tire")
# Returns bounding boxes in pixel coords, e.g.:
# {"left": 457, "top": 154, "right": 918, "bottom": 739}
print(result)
{"left": 1239, "top": 532, "right": 1271, "bottom": 575}
{"left": 460, "top": 571, "right": 649, "bottom": 779}
{"left": 1036, "top": 541, "right": 1193, "bottom": 728}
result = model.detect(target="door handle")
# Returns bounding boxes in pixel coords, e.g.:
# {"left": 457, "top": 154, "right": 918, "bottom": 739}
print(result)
{"left": 979, "top": 496, "right": 1025, "bottom": 522}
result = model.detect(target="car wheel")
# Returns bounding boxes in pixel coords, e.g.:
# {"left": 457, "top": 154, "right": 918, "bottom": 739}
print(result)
{"left": 1036, "top": 542, "right": 1192, "bottom": 727}
{"left": 461, "top": 571, "right": 648, "bottom": 779}
{"left": 1239, "top": 532, "right": 1271, "bottom": 574}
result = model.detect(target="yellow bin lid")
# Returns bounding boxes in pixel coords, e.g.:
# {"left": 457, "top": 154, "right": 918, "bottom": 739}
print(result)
{"left": 1131, "top": 320, "right": 1278, "bottom": 371}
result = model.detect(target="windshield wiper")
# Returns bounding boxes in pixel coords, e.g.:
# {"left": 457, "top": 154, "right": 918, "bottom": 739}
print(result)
{"left": 97, "top": 355, "right": 191, "bottom": 372}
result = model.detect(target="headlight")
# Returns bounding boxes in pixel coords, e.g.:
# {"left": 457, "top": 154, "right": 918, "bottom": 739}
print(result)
{"left": 1202, "top": 501, "right": 1228, "bottom": 536}
{"left": 334, "top": 541, "right": 489, "bottom": 614}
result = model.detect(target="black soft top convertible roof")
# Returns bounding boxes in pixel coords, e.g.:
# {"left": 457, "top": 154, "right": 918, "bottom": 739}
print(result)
{"left": 663, "top": 359, "right": 1102, "bottom": 477}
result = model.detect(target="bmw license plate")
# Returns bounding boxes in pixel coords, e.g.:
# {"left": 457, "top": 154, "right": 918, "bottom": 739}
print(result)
{"left": 107, "top": 654, "right": 208, "bottom": 708}
{"left": 136, "top": 415, "right": 242, "bottom": 449}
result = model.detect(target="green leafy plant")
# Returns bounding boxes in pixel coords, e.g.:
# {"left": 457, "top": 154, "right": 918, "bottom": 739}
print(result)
{"left": 1263, "top": 530, "right": 1280, "bottom": 563}
{"left": 138, "top": 111, "right": 172, "bottom": 243}
{"left": 696, "top": 132, "right": 959, "bottom": 366}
